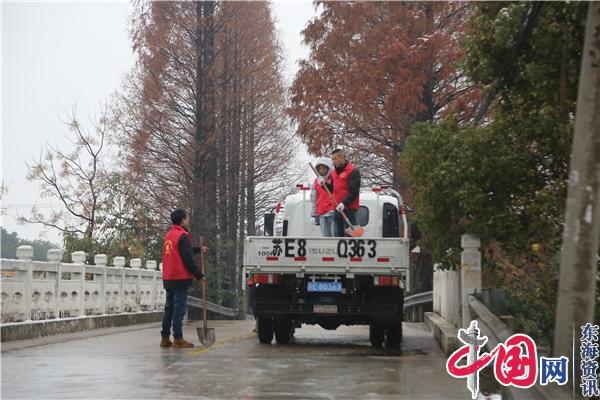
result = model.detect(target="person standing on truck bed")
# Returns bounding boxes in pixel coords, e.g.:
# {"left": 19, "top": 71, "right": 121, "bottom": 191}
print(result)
{"left": 160, "top": 209, "right": 205, "bottom": 348}
{"left": 328, "top": 148, "right": 361, "bottom": 237}
{"left": 310, "top": 157, "right": 335, "bottom": 237}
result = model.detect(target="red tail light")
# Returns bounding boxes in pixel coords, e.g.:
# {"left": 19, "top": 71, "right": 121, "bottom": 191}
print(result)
{"left": 249, "top": 273, "right": 281, "bottom": 285}
{"left": 374, "top": 275, "right": 400, "bottom": 287}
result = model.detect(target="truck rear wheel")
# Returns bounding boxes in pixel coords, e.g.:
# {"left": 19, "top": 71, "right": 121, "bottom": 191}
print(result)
{"left": 257, "top": 316, "right": 273, "bottom": 344}
{"left": 385, "top": 322, "right": 402, "bottom": 349}
{"left": 274, "top": 318, "right": 292, "bottom": 344}
{"left": 369, "top": 322, "right": 385, "bottom": 347}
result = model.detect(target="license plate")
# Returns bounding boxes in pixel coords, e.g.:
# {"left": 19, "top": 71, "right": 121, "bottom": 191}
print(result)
{"left": 307, "top": 281, "right": 342, "bottom": 293}
{"left": 313, "top": 305, "right": 338, "bottom": 314}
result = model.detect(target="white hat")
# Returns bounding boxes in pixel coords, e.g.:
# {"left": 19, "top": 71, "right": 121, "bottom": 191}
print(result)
{"left": 315, "top": 157, "right": 331, "bottom": 170}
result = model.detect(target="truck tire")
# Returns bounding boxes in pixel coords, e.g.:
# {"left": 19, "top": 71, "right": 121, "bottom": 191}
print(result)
{"left": 385, "top": 322, "right": 402, "bottom": 349}
{"left": 369, "top": 322, "right": 385, "bottom": 347}
{"left": 257, "top": 316, "right": 274, "bottom": 344}
{"left": 274, "top": 318, "right": 292, "bottom": 344}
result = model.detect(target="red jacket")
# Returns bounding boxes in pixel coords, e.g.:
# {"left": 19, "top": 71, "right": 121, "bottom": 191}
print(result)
{"left": 314, "top": 177, "right": 335, "bottom": 216}
{"left": 162, "top": 225, "right": 195, "bottom": 281}
{"left": 331, "top": 162, "right": 360, "bottom": 210}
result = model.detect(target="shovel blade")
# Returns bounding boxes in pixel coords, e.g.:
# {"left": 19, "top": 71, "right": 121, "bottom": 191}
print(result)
{"left": 345, "top": 226, "right": 365, "bottom": 237}
{"left": 197, "top": 327, "right": 216, "bottom": 347}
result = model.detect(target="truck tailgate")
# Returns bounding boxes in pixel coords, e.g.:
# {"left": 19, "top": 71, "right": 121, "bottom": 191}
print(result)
{"left": 243, "top": 236, "right": 409, "bottom": 274}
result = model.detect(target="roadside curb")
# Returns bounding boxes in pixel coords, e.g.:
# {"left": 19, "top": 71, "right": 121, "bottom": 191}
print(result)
{"left": 424, "top": 311, "right": 460, "bottom": 355}
{"left": 1, "top": 311, "right": 163, "bottom": 342}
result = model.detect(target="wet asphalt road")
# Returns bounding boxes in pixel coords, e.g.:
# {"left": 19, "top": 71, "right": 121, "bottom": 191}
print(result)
{"left": 1, "top": 320, "right": 470, "bottom": 399}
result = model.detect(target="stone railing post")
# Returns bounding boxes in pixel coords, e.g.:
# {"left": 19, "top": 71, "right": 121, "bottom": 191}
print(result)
{"left": 47, "top": 248, "right": 64, "bottom": 320}
{"left": 113, "top": 256, "right": 126, "bottom": 312}
{"left": 157, "top": 263, "right": 164, "bottom": 308}
{"left": 16, "top": 245, "right": 34, "bottom": 321}
{"left": 71, "top": 251, "right": 86, "bottom": 316}
{"left": 432, "top": 263, "right": 440, "bottom": 314}
{"left": 95, "top": 254, "right": 108, "bottom": 315}
{"left": 147, "top": 260, "right": 157, "bottom": 311}
{"left": 47, "top": 249, "right": 63, "bottom": 263}
{"left": 461, "top": 234, "right": 481, "bottom": 327}
{"left": 131, "top": 258, "right": 142, "bottom": 311}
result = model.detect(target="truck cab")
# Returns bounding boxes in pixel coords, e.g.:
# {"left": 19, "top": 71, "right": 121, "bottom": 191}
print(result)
{"left": 244, "top": 185, "right": 410, "bottom": 349}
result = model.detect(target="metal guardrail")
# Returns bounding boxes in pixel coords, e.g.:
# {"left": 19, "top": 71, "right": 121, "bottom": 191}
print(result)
{"left": 403, "top": 290, "right": 433, "bottom": 309}
{"left": 187, "top": 296, "right": 239, "bottom": 318}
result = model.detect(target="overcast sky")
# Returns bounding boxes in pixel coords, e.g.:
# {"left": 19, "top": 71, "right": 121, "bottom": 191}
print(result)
{"left": 1, "top": 1, "right": 316, "bottom": 244}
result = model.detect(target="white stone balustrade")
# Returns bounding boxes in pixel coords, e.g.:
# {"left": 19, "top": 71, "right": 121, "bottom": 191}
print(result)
{"left": 0, "top": 246, "right": 164, "bottom": 323}
{"left": 432, "top": 234, "right": 482, "bottom": 329}
{"left": 433, "top": 265, "right": 461, "bottom": 328}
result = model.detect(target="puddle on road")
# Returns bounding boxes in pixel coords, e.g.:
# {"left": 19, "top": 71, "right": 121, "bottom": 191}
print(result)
{"left": 246, "top": 337, "right": 432, "bottom": 359}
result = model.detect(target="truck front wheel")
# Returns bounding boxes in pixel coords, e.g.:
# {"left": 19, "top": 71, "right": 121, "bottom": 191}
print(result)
{"left": 257, "top": 316, "right": 274, "bottom": 344}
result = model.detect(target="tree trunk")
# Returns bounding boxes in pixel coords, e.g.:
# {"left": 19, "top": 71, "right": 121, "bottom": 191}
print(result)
{"left": 191, "top": 0, "right": 205, "bottom": 240}
{"left": 553, "top": 0, "right": 600, "bottom": 382}
{"left": 217, "top": 28, "right": 229, "bottom": 260}
{"left": 227, "top": 32, "right": 241, "bottom": 279}
{"left": 204, "top": 0, "right": 217, "bottom": 240}
{"left": 392, "top": 152, "right": 413, "bottom": 205}
{"left": 237, "top": 122, "right": 247, "bottom": 282}
{"left": 246, "top": 94, "right": 257, "bottom": 237}
{"left": 192, "top": 0, "right": 217, "bottom": 245}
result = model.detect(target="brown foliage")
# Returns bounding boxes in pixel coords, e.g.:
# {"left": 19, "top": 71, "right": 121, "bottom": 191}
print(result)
{"left": 483, "top": 241, "right": 558, "bottom": 345}
{"left": 289, "top": 2, "right": 481, "bottom": 196}
{"left": 22, "top": 108, "right": 107, "bottom": 238}
{"left": 113, "top": 1, "right": 296, "bottom": 300}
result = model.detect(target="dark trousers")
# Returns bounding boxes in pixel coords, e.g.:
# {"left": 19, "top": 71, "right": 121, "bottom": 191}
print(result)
{"left": 332, "top": 208, "right": 357, "bottom": 237}
{"left": 161, "top": 287, "right": 188, "bottom": 339}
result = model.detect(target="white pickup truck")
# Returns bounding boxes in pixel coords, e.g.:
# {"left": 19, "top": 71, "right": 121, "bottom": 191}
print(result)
{"left": 243, "top": 184, "right": 411, "bottom": 348}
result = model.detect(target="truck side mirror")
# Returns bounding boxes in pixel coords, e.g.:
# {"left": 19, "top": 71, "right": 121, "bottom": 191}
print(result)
{"left": 410, "top": 223, "right": 421, "bottom": 250}
{"left": 264, "top": 213, "right": 275, "bottom": 236}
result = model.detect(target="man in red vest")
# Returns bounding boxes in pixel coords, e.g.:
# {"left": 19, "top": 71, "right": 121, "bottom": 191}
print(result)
{"left": 310, "top": 157, "right": 335, "bottom": 236}
{"left": 329, "top": 148, "right": 361, "bottom": 237}
{"left": 160, "top": 209, "right": 204, "bottom": 348}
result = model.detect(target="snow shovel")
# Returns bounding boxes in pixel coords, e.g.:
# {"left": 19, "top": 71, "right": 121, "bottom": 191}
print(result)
{"left": 196, "top": 237, "right": 215, "bottom": 347}
{"left": 309, "top": 162, "right": 364, "bottom": 237}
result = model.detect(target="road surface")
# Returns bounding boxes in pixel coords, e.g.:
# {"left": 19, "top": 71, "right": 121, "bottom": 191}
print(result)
{"left": 1, "top": 320, "right": 470, "bottom": 399}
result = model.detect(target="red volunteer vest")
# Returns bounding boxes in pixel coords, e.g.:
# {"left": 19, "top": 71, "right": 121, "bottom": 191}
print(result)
{"left": 314, "top": 177, "right": 335, "bottom": 216}
{"left": 331, "top": 162, "right": 360, "bottom": 210}
{"left": 162, "top": 225, "right": 195, "bottom": 281}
